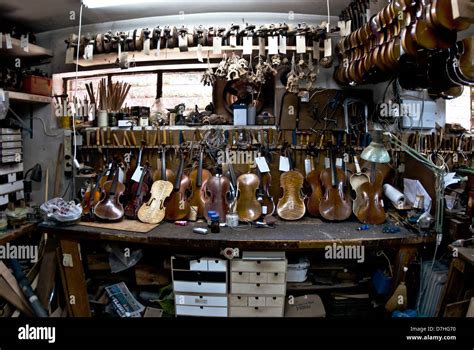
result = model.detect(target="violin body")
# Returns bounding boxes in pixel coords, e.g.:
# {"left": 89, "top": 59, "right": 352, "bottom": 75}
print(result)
{"left": 305, "top": 170, "right": 323, "bottom": 217}
{"left": 201, "top": 175, "right": 231, "bottom": 223}
{"left": 94, "top": 174, "right": 126, "bottom": 221}
{"left": 124, "top": 168, "right": 151, "bottom": 220}
{"left": 82, "top": 181, "right": 101, "bottom": 220}
{"left": 138, "top": 180, "right": 174, "bottom": 224}
{"left": 277, "top": 171, "right": 305, "bottom": 221}
{"left": 165, "top": 175, "right": 192, "bottom": 221}
{"left": 353, "top": 168, "right": 386, "bottom": 225}
{"left": 319, "top": 167, "right": 352, "bottom": 221}
{"left": 236, "top": 173, "right": 262, "bottom": 222}
{"left": 189, "top": 168, "right": 212, "bottom": 218}
{"left": 259, "top": 172, "right": 275, "bottom": 216}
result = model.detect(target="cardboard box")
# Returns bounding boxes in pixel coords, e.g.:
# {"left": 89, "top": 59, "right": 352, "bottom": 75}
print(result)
{"left": 23, "top": 75, "right": 51, "bottom": 97}
{"left": 284, "top": 294, "right": 326, "bottom": 317}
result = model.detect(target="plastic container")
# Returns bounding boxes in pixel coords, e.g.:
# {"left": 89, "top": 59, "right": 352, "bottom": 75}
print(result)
{"left": 287, "top": 256, "right": 310, "bottom": 282}
{"left": 209, "top": 214, "right": 220, "bottom": 233}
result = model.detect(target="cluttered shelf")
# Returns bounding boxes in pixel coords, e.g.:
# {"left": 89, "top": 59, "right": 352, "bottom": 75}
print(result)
{"left": 0, "top": 222, "right": 38, "bottom": 245}
{"left": 7, "top": 91, "right": 51, "bottom": 104}
{"left": 0, "top": 38, "right": 53, "bottom": 59}
{"left": 39, "top": 218, "right": 435, "bottom": 250}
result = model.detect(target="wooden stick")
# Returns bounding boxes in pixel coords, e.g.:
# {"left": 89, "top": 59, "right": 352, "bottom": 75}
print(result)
{"left": 54, "top": 143, "right": 64, "bottom": 198}
{"left": 44, "top": 168, "right": 49, "bottom": 203}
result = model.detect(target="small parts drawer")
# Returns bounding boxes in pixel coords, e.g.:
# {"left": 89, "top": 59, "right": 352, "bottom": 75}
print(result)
{"left": 172, "top": 257, "right": 228, "bottom": 272}
{"left": 175, "top": 294, "right": 228, "bottom": 307}
{"left": 173, "top": 281, "right": 227, "bottom": 294}
{"left": 231, "top": 272, "right": 249, "bottom": 283}
{"left": 173, "top": 270, "right": 226, "bottom": 283}
{"left": 229, "top": 295, "right": 284, "bottom": 307}
{"left": 231, "top": 260, "right": 287, "bottom": 273}
{"left": 229, "top": 306, "right": 283, "bottom": 317}
{"left": 176, "top": 305, "right": 228, "bottom": 317}
{"left": 231, "top": 283, "right": 285, "bottom": 296}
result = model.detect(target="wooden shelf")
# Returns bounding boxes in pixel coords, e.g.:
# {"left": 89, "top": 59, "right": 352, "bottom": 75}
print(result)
{"left": 0, "top": 38, "right": 52, "bottom": 59}
{"left": 7, "top": 91, "right": 51, "bottom": 104}
{"left": 82, "top": 125, "right": 276, "bottom": 132}
{"left": 77, "top": 45, "right": 322, "bottom": 67}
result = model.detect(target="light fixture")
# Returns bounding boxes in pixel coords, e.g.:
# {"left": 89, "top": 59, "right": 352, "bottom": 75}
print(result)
{"left": 82, "top": 0, "right": 167, "bottom": 8}
{"left": 360, "top": 130, "right": 391, "bottom": 163}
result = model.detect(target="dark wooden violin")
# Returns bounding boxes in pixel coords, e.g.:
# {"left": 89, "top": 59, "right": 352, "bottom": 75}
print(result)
{"left": 124, "top": 141, "right": 146, "bottom": 203}
{"left": 201, "top": 165, "right": 231, "bottom": 223}
{"left": 353, "top": 161, "right": 386, "bottom": 225}
{"left": 257, "top": 168, "right": 275, "bottom": 216}
{"left": 319, "top": 144, "right": 352, "bottom": 221}
{"left": 164, "top": 151, "right": 192, "bottom": 221}
{"left": 189, "top": 147, "right": 212, "bottom": 218}
{"left": 94, "top": 167, "right": 125, "bottom": 221}
{"left": 236, "top": 166, "right": 262, "bottom": 222}
{"left": 124, "top": 163, "right": 151, "bottom": 220}
{"left": 305, "top": 155, "right": 323, "bottom": 218}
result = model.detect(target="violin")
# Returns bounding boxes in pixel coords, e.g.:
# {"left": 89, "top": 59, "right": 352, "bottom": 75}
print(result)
{"left": 124, "top": 164, "right": 151, "bottom": 220}
{"left": 236, "top": 170, "right": 262, "bottom": 222}
{"left": 124, "top": 141, "right": 146, "bottom": 201}
{"left": 164, "top": 152, "right": 192, "bottom": 221}
{"left": 138, "top": 180, "right": 174, "bottom": 224}
{"left": 82, "top": 175, "right": 102, "bottom": 221}
{"left": 189, "top": 148, "right": 212, "bottom": 218}
{"left": 319, "top": 145, "right": 352, "bottom": 221}
{"left": 305, "top": 169, "right": 323, "bottom": 217}
{"left": 353, "top": 162, "right": 386, "bottom": 225}
{"left": 257, "top": 169, "right": 275, "bottom": 216}
{"left": 153, "top": 146, "right": 176, "bottom": 182}
{"left": 201, "top": 165, "right": 231, "bottom": 223}
{"left": 94, "top": 167, "right": 126, "bottom": 221}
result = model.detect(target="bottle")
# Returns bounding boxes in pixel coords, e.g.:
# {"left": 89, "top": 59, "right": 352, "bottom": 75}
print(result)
{"left": 210, "top": 214, "right": 220, "bottom": 234}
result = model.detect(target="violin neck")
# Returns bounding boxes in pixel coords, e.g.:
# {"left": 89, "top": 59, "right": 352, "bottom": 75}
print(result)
{"left": 370, "top": 162, "right": 377, "bottom": 183}
{"left": 174, "top": 157, "right": 185, "bottom": 191}
{"left": 136, "top": 166, "right": 147, "bottom": 197}
{"left": 161, "top": 149, "right": 167, "bottom": 181}
{"left": 330, "top": 147, "right": 338, "bottom": 187}
{"left": 196, "top": 149, "right": 204, "bottom": 187}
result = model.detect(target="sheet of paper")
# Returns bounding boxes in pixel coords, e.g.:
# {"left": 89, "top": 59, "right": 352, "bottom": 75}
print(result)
{"left": 403, "top": 178, "right": 432, "bottom": 212}
{"left": 143, "top": 38, "right": 150, "bottom": 55}
{"left": 21, "top": 34, "right": 29, "bottom": 52}
{"left": 279, "top": 35, "right": 287, "bottom": 54}
{"left": 268, "top": 36, "right": 278, "bottom": 55}
{"left": 243, "top": 36, "right": 253, "bottom": 55}
{"left": 258, "top": 37, "right": 265, "bottom": 56}
{"left": 324, "top": 38, "right": 332, "bottom": 58}
{"left": 65, "top": 47, "right": 75, "bottom": 64}
{"left": 229, "top": 35, "right": 237, "bottom": 47}
{"left": 256, "top": 157, "right": 270, "bottom": 173}
{"left": 131, "top": 166, "right": 144, "bottom": 183}
{"left": 296, "top": 35, "right": 306, "bottom": 54}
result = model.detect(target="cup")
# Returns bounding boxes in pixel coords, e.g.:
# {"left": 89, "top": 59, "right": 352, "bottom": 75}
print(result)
{"left": 97, "top": 110, "right": 108, "bottom": 127}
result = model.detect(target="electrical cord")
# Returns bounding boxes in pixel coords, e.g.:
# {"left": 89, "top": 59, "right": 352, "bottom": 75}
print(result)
{"left": 8, "top": 107, "right": 63, "bottom": 137}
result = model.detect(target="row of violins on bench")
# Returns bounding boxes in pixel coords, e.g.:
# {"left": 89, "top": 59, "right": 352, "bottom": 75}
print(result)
{"left": 82, "top": 141, "right": 387, "bottom": 225}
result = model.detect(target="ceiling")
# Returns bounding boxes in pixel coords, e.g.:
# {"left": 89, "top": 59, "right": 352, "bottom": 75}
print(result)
{"left": 0, "top": 0, "right": 350, "bottom": 33}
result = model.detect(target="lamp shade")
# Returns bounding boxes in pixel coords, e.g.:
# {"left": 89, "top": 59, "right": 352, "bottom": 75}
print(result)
{"left": 360, "top": 131, "right": 390, "bottom": 163}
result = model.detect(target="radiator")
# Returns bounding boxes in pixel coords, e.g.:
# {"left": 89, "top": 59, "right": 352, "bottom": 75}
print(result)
{"left": 416, "top": 261, "right": 448, "bottom": 317}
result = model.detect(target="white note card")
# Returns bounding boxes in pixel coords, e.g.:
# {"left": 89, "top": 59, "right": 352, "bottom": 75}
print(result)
{"left": 131, "top": 166, "right": 144, "bottom": 183}
{"left": 243, "top": 36, "right": 253, "bottom": 55}
{"left": 213, "top": 37, "right": 222, "bottom": 54}
{"left": 230, "top": 35, "right": 237, "bottom": 47}
{"left": 279, "top": 35, "right": 287, "bottom": 54}
{"left": 296, "top": 35, "right": 306, "bottom": 54}
{"left": 338, "top": 21, "right": 345, "bottom": 36}
{"left": 84, "top": 45, "right": 93, "bottom": 60}
{"left": 336, "top": 158, "right": 343, "bottom": 167}
{"left": 5, "top": 34, "right": 12, "bottom": 49}
{"left": 324, "top": 38, "right": 332, "bottom": 58}
{"left": 256, "top": 157, "right": 270, "bottom": 173}
{"left": 196, "top": 44, "right": 203, "bottom": 62}
{"left": 279, "top": 156, "right": 290, "bottom": 172}
{"left": 21, "top": 34, "right": 29, "bottom": 52}
{"left": 304, "top": 158, "right": 312, "bottom": 176}
{"left": 268, "top": 36, "right": 278, "bottom": 55}
{"left": 259, "top": 37, "right": 265, "bottom": 56}
{"left": 143, "top": 38, "right": 150, "bottom": 55}
{"left": 155, "top": 39, "right": 161, "bottom": 57}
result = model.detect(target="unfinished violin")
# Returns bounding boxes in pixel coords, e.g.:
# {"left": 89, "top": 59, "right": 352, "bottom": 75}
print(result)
{"left": 94, "top": 167, "right": 125, "bottom": 221}
{"left": 319, "top": 146, "right": 352, "bottom": 221}
{"left": 138, "top": 180, "right": 174, "bottom": 224}
{"left": 277, "top": 171, "right": 305, "bottom": 221}
{"left": 236, "top": 172, "right": 262, "bottom": 222}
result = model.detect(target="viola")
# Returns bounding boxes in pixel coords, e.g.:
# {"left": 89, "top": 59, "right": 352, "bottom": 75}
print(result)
{"left": 276, "top": 171, "right": 305, "bottom": 221}
{"left": 138, "top": 180, "right": 174, "bottom": 224}
{"left": 236, "top": 172, "right": 262, "bottom": 222}
{"left": 164, "top": 153, "right": 192, "bottom": 221}
{"left": 124, "top": 164, "right": 151, "bottom": 220}
{"left": 188, "top": 148, "right": 212, "bottom": 218}
{"left": 319, "top": 145, "right": 352, "bottom": 221}
{"left": 201, "top": 165, "right": 231, "bottom": 223}
{"left": 94, "top": 167, "right": 126, "bottom": 221}
{"left": 353, "top": 162, "right": 386, "bottom": 225}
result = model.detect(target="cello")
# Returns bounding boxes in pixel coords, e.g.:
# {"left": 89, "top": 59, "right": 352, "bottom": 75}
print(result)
{"left": 188, "top": 147, "right": 212, "bottom": 218}
{"left": 94, "top": 167, "right": 126, "bottom": 221}
{"left": 353, "top": 161, "right": 386, "bottom": 225}
{"left": 164, "top": 151, "right": 192, "bottom": 221}
{"left": 319, "top": 144, "right": 352, "bottom": 221}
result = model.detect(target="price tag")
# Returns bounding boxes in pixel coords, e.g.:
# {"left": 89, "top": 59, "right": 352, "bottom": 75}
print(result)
{"left": 336, "top": 158, "right": 343, "bottom": 167}
{"left": 5, "top": 34, "right": 12, "bottom": 49}
{"left": 268, "top": 36, "right": 278, "bottom": 55}
{"left": 324, "top": 157, "right": 330, "bottom": 169}
{"left": 279, "top": 156, "right": 290, "bottom": 172}
{"left": 65, "top": 47, "right": 75, "bottom": 64}
{"left": 155, "top": 38, "right": 161, "bottom": 57}
{"left": 0, "top": 33, "right": 3, "bottom": 49}
{"left": 118, "top": 168, "right": 125, "bottom": 184}
{"left": 243, "top": 36, "right": 253, "bottom": 55}
{"left": 279, "top": 35, "right": 287, "bottom": 54}
{"left": 84, "top": 44, "right": 93, "bottom": 60}
{"left": 256, "top": 157, "right": 270, "bottom": 173}
{"left": 324, "top": 38, "right": 332, "bottom": 58}
{"left": 262, "top": 206, "right": 268, "bottom": 215}
{"left": 258, "top": 37, "right": 265, "bottom": 56}
{"left": 346, "top": 20, "right": 352, "bottom": 35}
{"left": 131, "top": 166, "right": 144, "bottom": 183}
{"left": 196, "top": 44, "right": 203, "bottom": 62}
{"left": 213, "top": 36, "right": 222, "bottom": 54}
{"left": 21, "top": 34, "right": 29, "bottom": 52}
{"left": 296, "top": 35, "right": 306, "bottom": 54}
{"left": 143, "top": 38, "right": 150, "bottom": 55}
{"left": 304, "top": 158, "right": 313, "bottom": 176}
{"left": 229, "top": 35, "right": 237, "bottom": 47}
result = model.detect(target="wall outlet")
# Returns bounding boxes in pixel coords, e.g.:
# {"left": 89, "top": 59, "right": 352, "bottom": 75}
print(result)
{"left": 64, "top": 134, "right": 72, "bottom": 174}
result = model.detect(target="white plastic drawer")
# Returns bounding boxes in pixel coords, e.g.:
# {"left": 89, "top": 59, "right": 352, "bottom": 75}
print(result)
{"left": 176, "top": 305, "right": 228, "bottom": 317}
{"left": 206, "top": 258, "right": 227, "bottom": 272}
{"left": 190, "top": 259, "right": 208, "bottom": 271}
{"left": 173, "top": 281, "right": 227, "bottom": 294}
{"left": 175, "top": 294, "right": 228, "bottom": 307}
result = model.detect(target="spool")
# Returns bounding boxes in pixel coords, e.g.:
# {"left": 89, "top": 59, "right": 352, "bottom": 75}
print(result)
{"left": 226, "top": 213, "right": 239, "bottom": 228}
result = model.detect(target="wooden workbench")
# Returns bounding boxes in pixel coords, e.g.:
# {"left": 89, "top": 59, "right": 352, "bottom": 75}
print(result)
{"left": 38, "top": 219, "right": 435, "bottom": 317}
{"left": 0, "top": 223, "right": 38, "bottom": 245}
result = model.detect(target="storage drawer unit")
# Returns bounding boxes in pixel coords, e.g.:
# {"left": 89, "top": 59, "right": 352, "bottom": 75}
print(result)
{"left": 172, "top": 256, "right": 229, "bottom": 317}
{"left": 229, "top": 255, "right": 287, "bottom": 317}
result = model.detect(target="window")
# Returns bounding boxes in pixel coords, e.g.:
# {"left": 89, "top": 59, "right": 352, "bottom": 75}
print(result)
{"left": 445, "top": 87, "right": 471, "bottom": 131}
{"left": 111, "top": 73, "right": 157, "bottom": 108}
{"left": 66, "top": 75, "right": 107, "bottom": 103}
{"left": 161, "top": 72, "right": 213, "bottom": 113}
